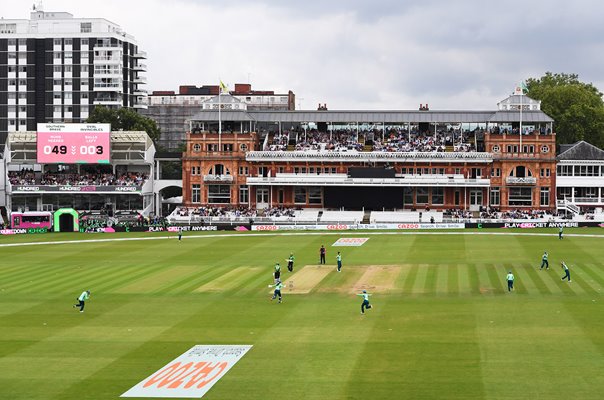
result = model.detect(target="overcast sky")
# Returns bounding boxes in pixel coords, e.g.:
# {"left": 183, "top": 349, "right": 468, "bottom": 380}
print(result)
{"left": 3, "top": 0, "right": 604, "bottom": 110}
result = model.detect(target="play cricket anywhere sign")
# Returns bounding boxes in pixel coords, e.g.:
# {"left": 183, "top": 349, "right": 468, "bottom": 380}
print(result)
{"left": 121, "top": 345, "right": 252, "bottom": 398}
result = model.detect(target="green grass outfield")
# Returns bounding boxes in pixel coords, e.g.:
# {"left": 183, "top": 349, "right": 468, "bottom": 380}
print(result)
{"left": 0, "top": 229, "right": 603, "bottom": 399}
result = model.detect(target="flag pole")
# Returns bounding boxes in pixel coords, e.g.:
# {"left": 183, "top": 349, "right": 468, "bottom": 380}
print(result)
{"left": 218, "top": 81, "right": 222, "bottom": 149}
{"left": 519, "top": 88, "right": 523, "bottom": 150}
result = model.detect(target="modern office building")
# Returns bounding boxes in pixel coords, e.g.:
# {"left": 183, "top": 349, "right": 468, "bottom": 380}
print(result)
{"left": 141, "top": 83, "right": 295, "bottom": 150}
{"left": 0, "top": 8, "right": 147, "bottom": 146}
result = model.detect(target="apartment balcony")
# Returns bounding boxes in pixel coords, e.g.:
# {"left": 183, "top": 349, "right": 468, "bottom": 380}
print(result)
{"left": 93, "top": 97, "right": 123, "bottom": 106}
{"left": 505, "top": 176, "right": 537, "bottom": 185}
{"left": 94, "top": 44, "right": 123, "bottom": 51}
{"left": 132, "top": 89, "right": 147, "bottom": 96}
{"left": 133, "top": 63, "right": 147, "bottom": 71}
{"left": 93, "top": 83, "right": 124, "bottom": 92}
{"left": 133, "top": 75, "right": 147, "bottom": 84}
{"left": 133, "top": 50, "right": 147, "bottom": 59}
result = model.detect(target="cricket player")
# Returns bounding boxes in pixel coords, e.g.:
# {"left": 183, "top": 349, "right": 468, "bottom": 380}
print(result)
{"left": 274, "top": 262, "right": 281, "bottom": 283}
{"left": 73, "top": 290, "right": 90, "bottom": 312}
{"left": 561, "top": 262, "right": 571, "bottom": 282}
{"left": 357, "top": 290, "right": 372, "bottom": 314}
{"left": 320, "top": 245, "right": 326, "bottom": 264}
{"left": 178, "top": 227, "right": 183, "bottom": 241}
{"left": 559, "top": 226, "right": 564, "bottom": 240}
{"left": 540, "top": 251, "right": 549, "bottom": 270}
{"left": 287, "top": 253, "right": 295, "bottom": 272}
{"left": 506, "top": 271, "right": 515, "bottom": 292}
{"left": 336, "top": 251, "right": 342, "bottom": 272}
{"left": 269, "top": 280, "right": 284, "bottom": 303}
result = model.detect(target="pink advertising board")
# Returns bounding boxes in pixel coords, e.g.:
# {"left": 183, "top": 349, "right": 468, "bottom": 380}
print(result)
{"left": 37, "top": 123, "right": 111, "bottom": 164}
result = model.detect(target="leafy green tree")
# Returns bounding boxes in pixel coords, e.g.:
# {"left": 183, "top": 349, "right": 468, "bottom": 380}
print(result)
{"left": 87, "top": 106, "right": 161, "bottom": 143}
{"left": 525, "top": 72, "right": 604, "bottom": 148}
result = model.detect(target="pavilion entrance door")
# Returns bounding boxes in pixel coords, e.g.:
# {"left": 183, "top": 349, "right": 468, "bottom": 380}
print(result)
{"left": 256, "top": 187, "right": 269, "bottom": 209}
{"left": 469, "top": 189, "right": 482, "bottom": 212}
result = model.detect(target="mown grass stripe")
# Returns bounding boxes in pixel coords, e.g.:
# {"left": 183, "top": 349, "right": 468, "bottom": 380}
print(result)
{"left": 485, "top": 264, "right": 506, "bottom": 295}
{"left": 580, "top": 264, "right": 604, "bottom": 293}
{"left": 435, "top": 264, "right": 449, "bottom": 295}
{"left": 230, "top": 267, "right": 271, "bottom": 294}
{"left": 411, "top": 264, "right": 430, "bottom": 294}
{"left": 502, "top": 263, "right": 527, "bottom": 294}
{"left": 165, "top": 267, "right": 231, "bottom": 294}
{"left": 2, "top": 264, "right": 108, "bottom": 293}
{"left": 154, "top": 266, "right": 225, "bottom": 295}
{"left": 423, "top": 265, "right": 438, "bottom": 295}
{"left": 476, "top": 263, "right": 495, "bottom": 295}
{"left": 30, "top": 266, "right": 135, "bottom": 294}
{"left": 522, "top": 264, "right": 552, "bottom": 295}
{"left": 568, "top": 264, "right": 600, "bottom": 294}
{"left": 447, "top": 264, "right": 459, "bottom": 295}
{"left": 0, "top": 264, "right": 82, "bottom": 290}
{"left": 457, "top": 264, "right": 472, "bottom": 295}
{"left": 196, "top": 267, "right": 262, "bottom": 293}
{"left": 86, "top": 264, "right": 169, "bottom": 293}
{"left": 541, "top": 265, "right": 576, "bottom": 296}
{"left": 402, "top": 264, "right": 419, "bottom": 293}
{"left": 467, "top": 264, "right": 481, "bottom": 295}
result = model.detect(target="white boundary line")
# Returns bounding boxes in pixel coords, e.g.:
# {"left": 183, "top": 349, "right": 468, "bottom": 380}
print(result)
{"left": 0, "top": 230, "right": 603, "bottom": 248}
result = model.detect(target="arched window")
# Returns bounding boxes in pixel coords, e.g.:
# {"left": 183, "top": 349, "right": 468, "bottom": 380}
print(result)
{"left": 509, "top": 165, "right": 532, "bottom": 178}
{"left": 208, "top": 164, "right": 230, "bottom": 175}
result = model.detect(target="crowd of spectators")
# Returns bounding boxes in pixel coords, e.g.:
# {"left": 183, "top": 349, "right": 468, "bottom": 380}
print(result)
{"left": 444, "top": 209, "right": 474, "bottom": 219}
{"left": 477, "top": 208, "right": 559, "bottom": 220}
{"left": 293, "top": 130, "right": 364, "bottom": 152}
{"left": 9, "top": 170, "right": 36, "bottom": 185}
{"left": 8, "top": 169, "right": 148, "bottom": 186}
{"left": 373, "top": 129, "right": 476, "bottom": 152}
{"left": 41, "top": 171, "right": 147, "bottom": 186}
{"left": 79, "top": 212, "right": 167, "bottom": 232}
{"left": 175, "top": 206, "right": 257, "bottom": 219}
{"left": 262, "top": 127, "right": 479, "bottom": 153}
{"left": 488, "top": 126, "right": 552, "bottom": 136}
{"left": 268, "top": 133, "right": 289, "bottom": 151}
{"left": 262, "top": 206, "right": 296, "bottom": 218}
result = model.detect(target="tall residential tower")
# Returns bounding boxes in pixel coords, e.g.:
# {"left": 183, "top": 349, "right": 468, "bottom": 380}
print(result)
{"left": 0, "top": 8, "right": 147, "bottom": 145}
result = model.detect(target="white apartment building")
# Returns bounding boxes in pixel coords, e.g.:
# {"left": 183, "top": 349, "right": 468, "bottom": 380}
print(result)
{"left": 0, "top": 8, "right": 147, "bottom": 145}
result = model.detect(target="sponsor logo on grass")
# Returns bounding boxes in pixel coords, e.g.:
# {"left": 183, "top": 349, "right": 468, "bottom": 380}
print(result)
{"left": 333, "top": 237, "right": 369, "bottom": 246}
{"left": 121, "top": 345, "right": 252, "bottom": 398}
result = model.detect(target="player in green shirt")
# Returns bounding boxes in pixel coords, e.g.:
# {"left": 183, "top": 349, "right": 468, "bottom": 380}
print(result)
{"left": 357, "top": 290, "right": 373, "bottom": 314}
{"left": 73, "top": 290, "right": 90, "bottom": 312}
{"left": 336, "top": 252, "right": 342, "bottom": 272}
{"left": 540, "top": 251, "right": 549, "bottom": 270}
{"left": 559, "top": 226, "right": 564, "bottom": 240}
{"left": 273, "top": 263, "right": 281, "bottom": 283}
{"left": 287, "top": 253, "right": 295, "bottom": 272}
{"left": 506, "top": 271, "right": 515, "bottom": 292}
{"left": 269, "top": 280, "right": 284, "bottom": 303}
